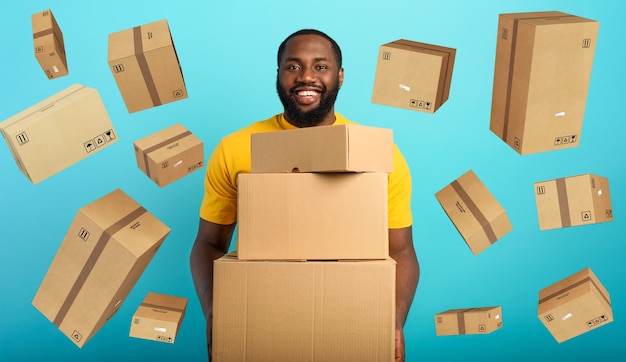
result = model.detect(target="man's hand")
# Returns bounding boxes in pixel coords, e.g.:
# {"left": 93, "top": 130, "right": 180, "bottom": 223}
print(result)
{"left": 395, "top": 326, "right": 405, "bottom": 362}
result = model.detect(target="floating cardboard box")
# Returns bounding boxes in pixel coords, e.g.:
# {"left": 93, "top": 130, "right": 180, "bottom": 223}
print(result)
{"left": 237, "top": 173, "right": 388, "bottom": 260}
{"left": 538, "top": 267, "right": 613, "bottom": 343}
{"left": 435, "top": 170, "right": 512, "bottom": 255}
{"left": 0, "top": 84, "right": 117, "bottom": 184}
{"left": 490, "top": 11, "right": 599, "bottom": 155}
{"left": 129, "top": 292, "right": 188, "bottom": 344}
{"left": 108, "top": 19, "right": 187, "bottom": 113}
{"left": 32, "top": 189, "right": 170, "bottom": 348}
{"left": 435, "top": 306, "right": 503, "bottom": 336}
{"left": 534, "top": 173, "right": 613, "bottom": 230}
{"left": 372, "top": 39, "right": 456, "bottom": 113}
{"left": 134, "top": 123, "right": 203, "bottom": 187}
{"left": 251, "top": 124, "right": 393, "bottom": 173}
{"left": 32, "top": 9, "right": 68, "bottom": 79}
{"left": 213, "top": 254, "right": 395, "bottom": 361}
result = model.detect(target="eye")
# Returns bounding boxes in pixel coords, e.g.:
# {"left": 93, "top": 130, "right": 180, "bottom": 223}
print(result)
{"left": 286, "top": 64, "right": 300, "bottom": 71}
{"left": 316, "top": 64, "right": 329, "bottom": 70}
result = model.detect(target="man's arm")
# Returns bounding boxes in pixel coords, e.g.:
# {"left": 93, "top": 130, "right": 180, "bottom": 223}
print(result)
{"left": 189, "top": 218, "right": 236, "bottom": 359}
{"left": 389, "top": 226, "right": 419, "bottom": 362}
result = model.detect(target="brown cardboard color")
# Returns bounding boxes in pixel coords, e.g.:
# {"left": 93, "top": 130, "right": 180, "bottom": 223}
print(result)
{"left": 133, "top": 123, "right": 204, "bottom": 187}
{"left": 490, "top": 11, "right": 599, "bottom": 155}
{"left": 537, "top": 267, "right": 613, "bottom": 343}
{"left": 0, "top": 84, "right": 117, "bottom": 184}
{"left": 435, "top": 306, "right": 503, "bottom": 336}
{"left": 372, "top": 39, "right": 456, "bottom": 113}
{"left": 251, "top": 124, "right": 393, "bottom": 173}
{"left": 32, "top": 9, "right": 68, "bottom": 79}
{"left": 534, "top": 174, "right": 613, "bottom": 230}
{"left": 32, "top": 189, "right": 170, "bottom": 348}
{"left": 237, "top": 173, "right": 388, "bottom": 260}
{"left": 212, "top": 254, "right": 395, "bottom": 361}
{"left": 435, "top": 170, "right": 512, "bottom": 255}
{"left": 108, "top": 19, "right": 187, "bottom": 113}
{"left": 129, "top": 292, "right": 188, "bottom": 343}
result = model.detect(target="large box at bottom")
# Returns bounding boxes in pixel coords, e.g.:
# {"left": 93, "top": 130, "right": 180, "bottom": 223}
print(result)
{"left": 213, "top": 254, "right": 396, "bottom": 362}
{"left": 0, "top": 84, "right": 117, "bottom": 184}
{"left": 534, "top": 173, "right": 613, "bottom": 230}
{"left": 435, "top": 170, "right": 512, "bottom": 255}
{"left": 490, "top": 11, "right": 599, "bottom": 155}
{"left": 107, "top": 19, "right": 187, "bottom": 113}
{"left": 129, "top": 292, "right": 188, "bottom": 344}
{"left": 435, "top": 306, "right": 503, "bottom": 336}
{"left": 371, "top": 39, "right": 455, "bottom": 113}
{"left": 237, "top": 172, "right": 388, "bottom": 260}
{"left": 32, "top": 189, "right": 171, "bottom": 348}
{"left": 133, "top": 123, "right": 204, "bottom": 187}
{"left": 538, "top": 267, "right": 613, "bottom": 343}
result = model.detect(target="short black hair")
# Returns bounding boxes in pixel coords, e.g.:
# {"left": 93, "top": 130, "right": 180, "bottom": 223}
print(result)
{"left": 277, "top": 29, "right": 342, "bottom": 68}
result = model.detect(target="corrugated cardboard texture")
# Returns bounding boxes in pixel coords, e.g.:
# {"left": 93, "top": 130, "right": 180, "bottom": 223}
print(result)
{"left": 435, "top": 170, "right": 512, "bottom": 255}
{"left": 213, "top": 254, "right": 396, "bottom": 361}
{"left": 435, "top": 306, "right": 503, "bottom": 336}
{"left": 534, "top": 173, "right": 613, "bottom": 230}
{"left": 32, "top": 189, "right": 170, "bottom": 348}
{"left": 32, "top": 9, "right": 68, "bottom": 79}
{"left": 129, "top": 292, "right": 188, "bottom": 343}
{"left": 372, "top": 39, "right": 456, "bottom": 113}
{"left": 538, "top": 267, "right": 613, "bottom": 343}
{"left": 108, "top": 19, "right": 187, "bottom": 113}
{"left": 133, "top": 123, "right": 204, "bottom": 187}
{"left": 251, "top": 124, "right": 393, "bottom": 173}
{"left": 0, "top": 84, "right": 117, "bottom": 184}
{"left": 237, "top": 173, "right": 388, "bottom": 260}
{"left": 490, "top": 11, "right": 599, "bottom": 155}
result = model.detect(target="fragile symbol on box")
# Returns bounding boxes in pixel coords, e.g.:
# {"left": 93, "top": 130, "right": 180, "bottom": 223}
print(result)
{"left": 586, "top": 314, "right": 608, "bottom": 328}
{"left": 78, "top": 227, "right": 90, "bottom": 241}
{"left": 16, "top": 132, "right": 29, "bottom": 145}
{"left": 104, "top": 129, "right": 116, "bottom": 142}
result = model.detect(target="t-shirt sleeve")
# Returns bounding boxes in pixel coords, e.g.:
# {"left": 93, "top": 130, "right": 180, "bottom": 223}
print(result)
{"left": 388, "top": 145, "right": 413, "bottom": 229}
{"left": 199, "top": 141, "right": 238, "bottom": 225}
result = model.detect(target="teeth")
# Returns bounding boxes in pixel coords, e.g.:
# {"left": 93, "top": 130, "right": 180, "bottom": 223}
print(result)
{"left": 298, "top": 90, "right": 317, "bottom": 97}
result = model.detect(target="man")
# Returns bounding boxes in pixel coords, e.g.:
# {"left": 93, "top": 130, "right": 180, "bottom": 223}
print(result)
{"left": 190, "top": 29, "right": 419, "bottom": 361}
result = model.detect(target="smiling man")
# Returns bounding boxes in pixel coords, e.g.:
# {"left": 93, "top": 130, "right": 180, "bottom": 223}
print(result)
{"left": 190, "top": 29, "right": 419, "bottom": 361}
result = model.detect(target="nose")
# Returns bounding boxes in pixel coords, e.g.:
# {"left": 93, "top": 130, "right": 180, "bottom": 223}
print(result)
{"left": 297, "top": 67, "right": 316, "bottom": 84}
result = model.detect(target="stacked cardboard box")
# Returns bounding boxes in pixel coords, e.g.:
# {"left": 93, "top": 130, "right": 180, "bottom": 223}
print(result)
{"left": 490, "top": 11, "right": 599, "bottom": 155}
{"left": 213, "top": 124, "right": 396, "bottom": 361}
{"left": 32, "top": 189, "right": 171, "bottom": 348}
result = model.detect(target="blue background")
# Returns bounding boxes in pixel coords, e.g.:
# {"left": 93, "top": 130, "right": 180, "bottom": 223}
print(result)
{"left": 1, "top": 1, "right": 624, "bottom": 361}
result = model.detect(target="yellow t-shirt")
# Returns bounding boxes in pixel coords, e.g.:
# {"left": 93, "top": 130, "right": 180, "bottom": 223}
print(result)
{"left": 199, "top": 113, "right": 413, "bottom": 228}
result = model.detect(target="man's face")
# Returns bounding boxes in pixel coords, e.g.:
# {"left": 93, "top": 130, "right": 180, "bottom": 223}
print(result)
{"left": 276, "top": 34, "right": 344, "bottom": 127}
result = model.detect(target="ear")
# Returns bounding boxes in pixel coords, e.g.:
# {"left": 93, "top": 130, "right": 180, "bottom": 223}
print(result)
{"left": 338, "top": 67, "right": 344, "bottom": 89}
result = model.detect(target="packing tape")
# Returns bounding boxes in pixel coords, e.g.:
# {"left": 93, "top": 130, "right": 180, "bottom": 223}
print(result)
{"left": 33, "top": 28, "right": 54, "bottom": 39}
{"left": 555, "top": 178, "right": 571, "bottom": 227}
{"left": 456, "top": 308, "right": 480, "bottom": 334}
{"left": 451, "top": 180, "right": 498, "bottom": 244}
{"left": 538, "top": 276, "right": 611, "bottom": 308}
{"left": 140, "top": 302, "right": 186, "bottom": 314}
{"left": 53, "top": 206, "right": 148, "bottom": 327}
{"left": 133, "top": 26, "right": 161, "bottom": 107}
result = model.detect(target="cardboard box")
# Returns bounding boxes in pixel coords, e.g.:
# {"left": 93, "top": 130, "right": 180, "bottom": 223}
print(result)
{"left": 251, "top": 124, "right": 393, "bottom": 173}
{"left": 0, "top": 84, "right": 117, "bottom": 184}
{"left": 32, "top": 189, "right": 170, "bottom": 348}
{"left": 32, "top": 9, "right": 68, "bottom": 79}
{"left": 133, "top": 123, "right": 204, "bottom": 187}
{"left": 372, "top": 39, "right": 456, "bottom": 113}
{"left": 108, "top": 19, "right": 187, "bottom": 113}
{"left": 538, "top": 267, "right": 613, "bottom": 343}
{"left": 213, "top": 254, "right": 395, "bottom": 361}
{"left": 435, "top": 170, "right": 512, "bottom": 255}
{"left": 129, "top": 292, "right": 187, "bottom": 344}
{"left": 237, "top": 173, "right": 388, "bottom": 260}
{"left": 534, "top": 174, "right": 613, "bottom": 230}
{"left": 490, "top": 11, "right": 599, "bottom": 155}
{"left": 435, "top": 306, "right": 503, "bottom": 336}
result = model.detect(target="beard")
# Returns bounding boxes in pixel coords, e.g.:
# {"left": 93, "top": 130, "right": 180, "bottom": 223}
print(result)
{"left": 276, "top": 77, "right": 340, "bottom": 128}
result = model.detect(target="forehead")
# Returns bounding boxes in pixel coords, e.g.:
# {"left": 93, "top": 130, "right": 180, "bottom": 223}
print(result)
{"left": 281, "top": 34, "right": 337, "bottom": 64}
